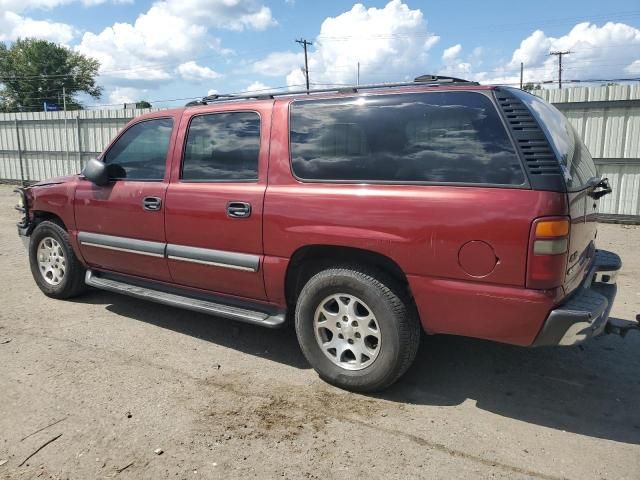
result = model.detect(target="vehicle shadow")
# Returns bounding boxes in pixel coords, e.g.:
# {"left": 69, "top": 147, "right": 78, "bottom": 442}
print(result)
{"left": 74, "top": 289, "right": 310, "bottom": 370}
{"left": 76, "top": 290, "right": 640, "bottom": 445}
{"left": 380, "top": 332, "right": 640, "bottom": 445}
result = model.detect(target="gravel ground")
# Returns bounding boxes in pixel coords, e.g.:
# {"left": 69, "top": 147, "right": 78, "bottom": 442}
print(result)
{"left": 0, "top": 184, "right": 639, "bottom": 480}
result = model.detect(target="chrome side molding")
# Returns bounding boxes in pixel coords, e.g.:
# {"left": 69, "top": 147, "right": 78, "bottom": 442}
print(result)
{"left": 78, "top": 232, "right": 165, "bottom": 258}
{"left": 78, "top": 231, "right": 260, "bottom": 272}
{"left": 166, "top": 244, "right": 259, "bottom": 272}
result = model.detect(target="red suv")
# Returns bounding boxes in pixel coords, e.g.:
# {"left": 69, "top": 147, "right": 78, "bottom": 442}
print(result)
{"left": 15, "top": 77, "right": 627, "bottom": 391}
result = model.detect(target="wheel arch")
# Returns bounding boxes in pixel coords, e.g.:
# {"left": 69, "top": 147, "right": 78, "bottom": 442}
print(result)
{"left": 31, "top": 211, "right": 67, "bottom": 231}
{"left": 284, "top": 244, "right": 412, "bottom": 307}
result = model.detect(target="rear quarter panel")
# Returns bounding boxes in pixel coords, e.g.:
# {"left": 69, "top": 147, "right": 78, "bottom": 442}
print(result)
{"left": 264, "top": 99, "right": 568, "bottom": 345}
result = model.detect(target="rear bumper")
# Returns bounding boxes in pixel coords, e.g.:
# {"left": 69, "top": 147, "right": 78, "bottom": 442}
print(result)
{"left": 532, "top": 249, "right": 621, "bottom": 346}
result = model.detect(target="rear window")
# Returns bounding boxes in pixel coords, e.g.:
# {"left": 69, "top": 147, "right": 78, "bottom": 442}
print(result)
{"left": 511, "top": 90, "right": 597, "bottom": 191}
{"left": 289, "top": 91, "right": 525, "bottom": 185}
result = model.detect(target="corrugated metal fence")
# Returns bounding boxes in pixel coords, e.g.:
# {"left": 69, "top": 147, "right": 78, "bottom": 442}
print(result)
{"left": 0, "top": 108, "right": 159, "bottom": 182}
{"left": 533, "top": 85, "right": 640, "bottom": 219}
{"left": 1, "top": 85, "right": 639, "bottom": 219}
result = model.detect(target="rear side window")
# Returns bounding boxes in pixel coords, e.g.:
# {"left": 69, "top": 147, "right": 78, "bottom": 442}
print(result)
{"left": 511, "top": 90, "right": 597, "bottom": 191}
{"left": 104, "top": 118, "right": 173, "bottom": 181}
{"left": 289, "top": 92, "right": 525, "bottom": 185}
{"left": 182, "top": 112, "right": 260, "bottom": 181}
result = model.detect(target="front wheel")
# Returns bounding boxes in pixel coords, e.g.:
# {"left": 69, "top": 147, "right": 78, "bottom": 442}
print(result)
{"left": 29, "top": 220, "right": 86, "bottom": 299}
{"left": 295, "top": 266, "right": 420, "bottom": 392}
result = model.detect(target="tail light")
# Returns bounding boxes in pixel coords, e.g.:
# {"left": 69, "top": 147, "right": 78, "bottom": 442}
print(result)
{"left": 526, "top": 217, "right": 570, "bottom": 289}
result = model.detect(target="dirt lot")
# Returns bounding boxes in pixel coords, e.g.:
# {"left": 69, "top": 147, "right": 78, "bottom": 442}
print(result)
{"left": 0, "top": 184, "right": 639, "bottom": 480}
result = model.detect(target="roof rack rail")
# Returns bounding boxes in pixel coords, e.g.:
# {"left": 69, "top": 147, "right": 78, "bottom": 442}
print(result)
{"left": 185, "top": 76, "right": 479, "bottom": 106}
{"left": 414, "top": 74, "right": 476, "bottom": 84}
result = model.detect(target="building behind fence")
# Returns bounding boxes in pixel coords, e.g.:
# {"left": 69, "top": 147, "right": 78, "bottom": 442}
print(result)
{"left": 1, "top": 85, "right": 639, "bottom": 220}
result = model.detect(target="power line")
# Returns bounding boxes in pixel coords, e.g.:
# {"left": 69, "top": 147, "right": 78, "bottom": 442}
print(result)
{"left": 81, "top": 84, "right": 308, "bottom": 109}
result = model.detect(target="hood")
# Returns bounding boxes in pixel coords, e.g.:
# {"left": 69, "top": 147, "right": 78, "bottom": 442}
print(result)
{"left": 29, "top": 174, "right": 80, "bottom": 188}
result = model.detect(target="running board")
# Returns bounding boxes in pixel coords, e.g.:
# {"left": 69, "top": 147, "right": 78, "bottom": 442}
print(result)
{"left": 85, "top": 270, "right": 285, "bottom": 328}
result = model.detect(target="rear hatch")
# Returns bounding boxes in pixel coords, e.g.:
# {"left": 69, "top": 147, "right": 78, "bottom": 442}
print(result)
{"left": 502, "top": 89, "right": 609, "bottom": 295}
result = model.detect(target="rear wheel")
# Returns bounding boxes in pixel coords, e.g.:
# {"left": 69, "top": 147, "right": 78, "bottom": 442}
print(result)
{"left": 295, "top": 266, "right": 420, "bottom": 392}
{"left": 29, "top": 221, "right": 86, "bottom": 299}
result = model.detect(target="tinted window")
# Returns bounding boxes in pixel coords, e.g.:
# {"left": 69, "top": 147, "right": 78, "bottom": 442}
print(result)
{"left": 512, "top": 90, "right": 598, "bottom": 191}
{"left": 290, "top": 92, "right": 525, "bottom": 185}
{"left": 182, "top": 112, "right": 260, "bottom": 181}
{"left": 105, "top": 118, "right": 173, "bottom": 180}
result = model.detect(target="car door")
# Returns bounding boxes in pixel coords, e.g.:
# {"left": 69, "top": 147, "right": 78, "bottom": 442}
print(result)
{"left": 74, "top": 116, "right": 178, "bottom": 282}
{"left": 164, "top": 105, "right": 270, "bottom": 300}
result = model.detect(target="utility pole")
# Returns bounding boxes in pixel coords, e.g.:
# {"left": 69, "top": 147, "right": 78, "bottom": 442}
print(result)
{"left": 520, "top": 62, "right": 524, "bottom": 89}
{"left": 549, "top": 51, "right": 571, "bottom": 89}
{"left": 295, "top": 38, "right": 312, "bottom": 93}
{"left": 62, "top": 86, "right": 67, "bottom": 111}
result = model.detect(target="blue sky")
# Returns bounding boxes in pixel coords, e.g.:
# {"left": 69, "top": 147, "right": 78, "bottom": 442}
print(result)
{"left": 2, "top": 0, "right": 640, "bottom": 108}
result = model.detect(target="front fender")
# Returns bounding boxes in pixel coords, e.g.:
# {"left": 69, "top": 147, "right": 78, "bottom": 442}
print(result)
{"left": 28, "top": 176, "right": 79, "bottom": 231}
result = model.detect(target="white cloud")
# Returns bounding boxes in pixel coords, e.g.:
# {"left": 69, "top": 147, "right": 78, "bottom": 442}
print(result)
{"left": 82, "top": 0, "right": 132, "bottom": 6}
{"left": 0, "top": 0, "right": 133, "bottom": 44}
{"left": 207, "top": 88, "right": 218, "bottom": 96}
{"left": 177, "top": 61, "right": 221, "bottom": 81}
{"left": 0, "top": 0, "right": 130, "bottom": 13}
{"left": 167, "top": 0, "right": 275, "bottom": 31}
{"left": 207, "top": 37, "right": 235, "bottom": 57}
{"left": 108, "top": 87, "right": 147, "bottom": 105}
{"left": 626, "top": 60, "right": 640, "bottom": 75}
{"left": 0, "top": 11, "right": 75, "bottom": 43}
{"left": 284, "top": 0, "right": 440, "bottom": 87}
{"left": 439, "top": 43, "right": 471, "bottom": 77}
{"left": 442, "top": 44, "right": 462, "bottom": 62}
{"left": 253, "top": 51, "right": 303, "bottom": 77}
{"left": 76, "top": 0, "right": 274, "bottom": 85}
{"left": 478, "top": 21, "right": 640, "bottom": 86}
{"left": 245, "top": 81, "right": 270, "bottom": 92}
{"left": 0, "top": 0, "right": 68, "bottom": 10}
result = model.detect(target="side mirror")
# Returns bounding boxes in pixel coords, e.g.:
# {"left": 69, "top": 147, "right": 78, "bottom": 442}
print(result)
{"left": 82, "top": 158, "right": 109, "bottom": 186}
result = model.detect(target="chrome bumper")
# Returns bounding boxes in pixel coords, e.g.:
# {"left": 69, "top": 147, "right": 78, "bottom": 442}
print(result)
{"left": 533, "top": 250, "right": 621, "bottom": 347}
{"left": 17, "top": 224, "right": 30, "bottom": 249}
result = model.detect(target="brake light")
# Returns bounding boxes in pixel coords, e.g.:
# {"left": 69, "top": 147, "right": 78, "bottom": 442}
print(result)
{"left": 526, "top": 217, "right": 570, "bottom": 289}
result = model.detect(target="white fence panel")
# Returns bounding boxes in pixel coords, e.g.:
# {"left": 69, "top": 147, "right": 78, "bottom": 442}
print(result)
{"left": 597, "top": 162, "right": 640, "bottom": 216}
{"left": 534, "top": 85, "right": 640, "bottom": 219}
{"left": 0, "top": 108, "right": 160, "bottom": 182}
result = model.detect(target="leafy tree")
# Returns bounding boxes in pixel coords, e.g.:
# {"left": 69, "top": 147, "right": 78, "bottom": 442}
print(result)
{"left": 522, "top": 82, "right": 542, "bottom": 92}
{"left": 0, "top": 38, "right": 102, "bottom": 112}
{"left": 136, "top": 100, "right": 152, "bottom": 108}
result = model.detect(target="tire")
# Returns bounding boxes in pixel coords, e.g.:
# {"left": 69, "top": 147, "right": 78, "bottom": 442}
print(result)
{"left": 29, "top": 220, "right": 86, "bottom": 299}
{"left": 295, "top": 266, "right": 420, "bottom": 392}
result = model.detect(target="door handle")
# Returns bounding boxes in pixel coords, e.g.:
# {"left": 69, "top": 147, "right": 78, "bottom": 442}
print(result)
{"left": 226, "top": 201, "right": 251, "bottom": 218}
{"left": 142, "top": 196, "right": 162, "bottom": 211}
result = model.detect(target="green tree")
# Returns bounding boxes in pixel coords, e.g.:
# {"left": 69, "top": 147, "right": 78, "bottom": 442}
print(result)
{"left": 522, "top": 82, "right": 542, "bottom": 92}
{"left": 0, "top": 38, "right": 102, "bottom": 112}
{"left": 136, "top": 100, "right": 152, "bottom": 108}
